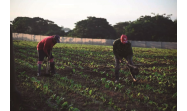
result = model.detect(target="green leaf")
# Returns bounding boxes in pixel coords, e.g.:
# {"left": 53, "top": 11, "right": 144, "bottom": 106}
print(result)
{"left": 61, "top": 101, "right": 68, "bottom": 108}
{"left": 89, "top": 90, "right": 92, "bottom": 95}
{"left": 60, "top": 77, "right": 65, "bottom": 80}
{"left": 56, "top": 96, "right": 59, "bottom": 100}
{"left": 37, "top": 81, "right": 40, "bottom": 84}
{"left": 105, "top": 84, "right": 109, "bottom": 88}
{"left": 20, "top": 71, "right": 26, "bottom": 75}
{"left": 85, "top": 88, "right": 89, "bottom": 91}
{"left": 69, "top": 106, "right": 74, "bottom": 110}
{"left": 163, "top": 73, "right": 166, "bottom": 76}
{"left": 111, "top": 69, "right": 115, "bottom": 72}
{"left": 173, "top": 106, "right": 176, "bottom": 109}
{"left": 30, "top": 77, "right": 36, "bottom": 82}
{"left": 111, "top": 81, "right": 114, "bottom": 86}
{"left": 72, "top": 69, "right": 75, "bottom": 73}
{"left": 72, "top": 108, "right": 80, "bottom": 111}
{"left": 138, "top": 93, "right": 140, "bottom": 96}
{"left": 79, "top": 66, "right": 84, "bottom": 69}
{"left": 163, "top": 108, "right": 167, "bottom": 111}
{"left": 148, "top": 101, "right": 153, "bottom": 105}
{"left": 172, "top": 92, "right": 177, "bottom": 98}
{"left": 152, "top": 66, "right": 155, "bottom": 70}
{"left": 101, "top": 78, "right": 106, "bottom": 82}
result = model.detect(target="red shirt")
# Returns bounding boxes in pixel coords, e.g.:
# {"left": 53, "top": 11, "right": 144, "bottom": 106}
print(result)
{"left": 37, "top": 36, "right": 56, "bottom": 56}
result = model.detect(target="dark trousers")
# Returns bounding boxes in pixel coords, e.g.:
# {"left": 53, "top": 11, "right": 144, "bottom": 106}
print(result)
{"left": 114, "top": 55, "right": 133, "bottom": 80}
{"left": 37, "top": 50, "right": 54, "bottom": 61}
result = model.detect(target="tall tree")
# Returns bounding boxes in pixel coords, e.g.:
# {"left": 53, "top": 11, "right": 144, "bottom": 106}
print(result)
{"left": 11, "top": 17, "right": 65, "bottom": 36}
{"left": 113, "top": 22, "right": 130, "bottom": 37}
{"left": 122, "top": 14, "right": 177, "bottom": 42}
{"left": 69, "top": 16, "right": 117, "bottom": 39}
{"left": 12, "top": 17, "right": 32, "bottom": 33}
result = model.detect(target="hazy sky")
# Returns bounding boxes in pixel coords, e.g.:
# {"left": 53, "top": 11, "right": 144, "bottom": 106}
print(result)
{"left": 10, "top": 0, "right": 177, "bottom": 29}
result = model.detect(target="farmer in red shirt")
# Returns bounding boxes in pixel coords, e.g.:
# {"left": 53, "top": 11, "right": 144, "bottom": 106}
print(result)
{"left": 37, "top": 35, "right": 60, "bottom": 76}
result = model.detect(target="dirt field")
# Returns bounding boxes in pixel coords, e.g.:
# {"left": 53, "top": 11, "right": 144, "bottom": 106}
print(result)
{"left": 12, "top": 40, "right": 177, "bottom": 111}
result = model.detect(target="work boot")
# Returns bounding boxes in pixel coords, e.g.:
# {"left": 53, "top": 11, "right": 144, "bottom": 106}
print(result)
{"left": 37, "top": 64, "right": 41, "bottom": 76}
{"left": 50, "top": 62, "right": 56, "bottom": 74}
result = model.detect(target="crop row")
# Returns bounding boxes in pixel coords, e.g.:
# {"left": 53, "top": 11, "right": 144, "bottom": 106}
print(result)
{"left": 15, "top": 56, "right": 177, "bottom": 110}
{"left": 13, "top": 40, "right": 177, "bottom": 111}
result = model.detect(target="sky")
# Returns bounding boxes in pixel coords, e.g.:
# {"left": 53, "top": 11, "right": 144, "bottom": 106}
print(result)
{"left": 10, "top": 0, "right": 177, "bottom": 30}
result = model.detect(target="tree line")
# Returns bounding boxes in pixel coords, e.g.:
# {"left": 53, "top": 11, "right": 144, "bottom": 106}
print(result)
{"left": 11, "top": 13, "right": 177, "bottom": 42}
{"left": 11, "top": 17, "right": 66, "bottom": 36}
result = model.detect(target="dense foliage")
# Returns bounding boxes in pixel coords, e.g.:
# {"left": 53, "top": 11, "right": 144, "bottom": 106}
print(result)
{"left": 68, "top": 17, "right": 117, "bottom": 39}
{"left": 11, "top": 17, "right": 65, "bottom": 36}
{"left": 11, "top": 13, "right": 177, "bottom": 42}
{"left": 114, "top": 14, "right": 177, "bottom": 42}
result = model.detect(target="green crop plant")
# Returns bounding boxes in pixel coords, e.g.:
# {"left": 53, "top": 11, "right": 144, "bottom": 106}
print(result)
{"left": 100, "top": 95, "right": 106, "bottom": 102}
{"left": 13, "top": 40, "right": 177, "bottom": 111}
{"left": 110, "top": 69, "right": 115, "bottom": 72}
{"left": 101, "top": 78, "right": 106, "bottom": 84}
{"left": 89, "top": 90, "right": 92, "bottom": 95}
{"left": 51, "top": 94, "right": 56, "bottom": 99}
{"left": 145, "top": 84, "right": 152, "bottom": 90}
{"left": 78, "top": 65, "right": 84, "bottom": 69}
{"left": 108, "top": 98, "right": 114, "bottom": 106}
{"left": 125, "top": 89, "right": 131, "bottom": 96}
{"left": 162, "top": 103, "right": 168, "bottom": 111}
{"left": 61, "top": 101, "right": 68, "bottom": 109}
{"left": 18, "top": 71, "right": 26, "bottom": 78}
{"left": 100, "top": 71, "right": 105, "bottom": 75}
{"left": 109, "top": 73, "right": 113, "bottom": 78}
{"left": 90, "top": 61, "right": 94, "bottom": 66}
{"left": 172, "top": 92, "right": 177, "bottom": 99}
{"left": 122, "top": 78, "right": 127, "bottom": 84}
{"left": 105, "top": 83, "right": 110, "bottom": 89}
{"left": 60, "top": 76, "right": 68, "bottom": 82}
{"left": 143, "top": 95, "right": 149, "bottom": 103}
{"left": 69, "top": 107, "right": 80, "bottom": 111}
{"left": 72, "top": 69, "right": 76, "bottom": 74}
{"left": 114, "top": 83, "right": 124, "bottom": 91}
{"left": 78, "top": 71, "right": 83, "bottom": 75}
{"left": 172, "top": 106, "right": 177, "bottom": 111}
{"left": 93, "top": 68, "right": 98, "bottom": 72}
{"left": 55, "top": 96, "right": 63, "bottom": 105}
{"left": 43, "top": 84, "right": 49, "bottom": 93}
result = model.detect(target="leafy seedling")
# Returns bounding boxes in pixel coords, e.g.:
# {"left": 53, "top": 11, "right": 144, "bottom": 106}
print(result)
{"left": 72, "top": 69, "right": 76, "bottom": 74}
{"left": 101, "top": 78, "right": 106, "bottom": 84}
{"left": 61, "top": 101, "right": 68, "bottom": 109}
{"left": 89, "top": 90, "right": 92, "bottom": 95}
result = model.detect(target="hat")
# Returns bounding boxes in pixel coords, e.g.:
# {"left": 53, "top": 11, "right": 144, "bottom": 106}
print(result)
{"left": 120, "top": 35, "right": 128, "bottom": 44}
{"left": 54, "top": 35, "right": 60, "bottom": 43}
